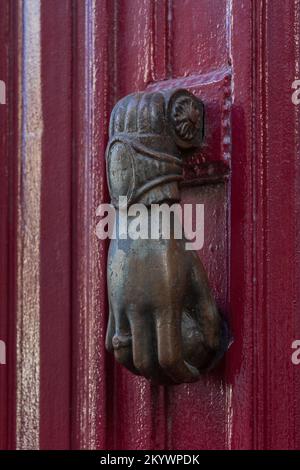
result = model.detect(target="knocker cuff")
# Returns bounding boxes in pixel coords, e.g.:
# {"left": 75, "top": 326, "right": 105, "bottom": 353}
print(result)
{"left": 106, "top": 135, "right": 184, "bottom": 208}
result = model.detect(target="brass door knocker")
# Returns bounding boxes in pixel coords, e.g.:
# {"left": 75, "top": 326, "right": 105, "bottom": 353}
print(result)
{"left": 105, "top": 89, "right": 228, "bottom": 385}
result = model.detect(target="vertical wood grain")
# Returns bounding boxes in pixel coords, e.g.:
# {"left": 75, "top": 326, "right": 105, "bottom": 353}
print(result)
{"left": 15, "top": 0, "right": 42, "bottom": 450}
{"left": 251, "top": 0, "right": 300, "bottom": 449}
{"left": 0, "top": 0, "right": 11, "bottom": 451}
{"left": 230, "top": 0, "right": 300, "bottom": 449}
{"left": 4, "top": 0, "right": 73, "bottom": 450}
{"left": 39, "top": 0, "right": 72, "bottom": 449}
{"left": 2, "top": 0, "right": 300, "bottom": 451}
{"left": 72, "top": 0, "right": 111, "bottom": 449}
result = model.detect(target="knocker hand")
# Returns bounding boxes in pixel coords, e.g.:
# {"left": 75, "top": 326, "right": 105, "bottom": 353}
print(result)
{"left": 106, "top": 235, "right": 224, "bottom": 384}
{"left": 104, "top": 88, "right": 227, "bottom": 384}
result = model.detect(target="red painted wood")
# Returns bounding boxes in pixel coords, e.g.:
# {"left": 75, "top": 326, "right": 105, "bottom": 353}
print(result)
{"left": 229, "top": 0, "right": 300, "bottom": 449}
{"left": 229, "top": 1, "right": 263, "bottom": 449}
{"left": 1, "top": 0, "right": 300, "bottom": 450}
{"left": 0, "top": 0, "right": 19, "bottom": 450}
{"left": 166, "top": 184, "right": 228, "bottom": 450}
{"left": 0, "top": 0, "right": 10, "bottom": 451}
{"left": 116, "top": 0, "right": 154, "bottom": 100}
{"left": 39, "top": 0, "right": 73, "bottom": 450}
{"left": 107, "top": 0, "right": 300, "bottom": 450}
{"left": 72, "top": 0, "right": 111, "bottom": 450}
{"left": 171, "top": 0, "right": 229, "bottom": 77}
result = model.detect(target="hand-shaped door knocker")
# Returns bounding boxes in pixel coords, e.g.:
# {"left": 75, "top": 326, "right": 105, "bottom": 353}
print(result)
{"left": 105, "top": 89, "right": 228, "bottom": 384}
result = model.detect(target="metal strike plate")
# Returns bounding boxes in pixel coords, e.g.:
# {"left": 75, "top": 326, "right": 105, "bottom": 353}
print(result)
{"left": 105, "top": 89, "right": 228, "bottom": 385}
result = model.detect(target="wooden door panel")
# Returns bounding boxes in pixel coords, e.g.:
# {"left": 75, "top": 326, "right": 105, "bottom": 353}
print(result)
{"left": 109, "top": 0, "right": 230, "bottom": 450}
{"left": 0, "top": 0, "right": 11, "bottom": 451}
{"left": 172, "top": 183, "right": 228, "bottom": 450}
{"left": 171, "top": 0, "right": 229, "bottom": 77}
{"left": 117, "top": 0, "right": 153, "bottom": 96}
{"left": 77, "top": 0, "right": 300, "bottom": 450}
{"left": 1, "top": 0, "right": 300, "bottom": 450}
{"left": 40, "top": 0, "right": 73, "bottom": 449}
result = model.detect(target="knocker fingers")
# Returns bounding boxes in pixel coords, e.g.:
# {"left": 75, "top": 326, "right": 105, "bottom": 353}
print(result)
{"left": 105, "top": 307, "right": 115, "bottom": 353}
{"left": 155, "top": 307, "right": 200, "bottom": 383}
{"left": 106, "top": 305, "right": 140, "bottom": 376}
{"left": 128, "top": 312, "right": 155, "bottom": 379}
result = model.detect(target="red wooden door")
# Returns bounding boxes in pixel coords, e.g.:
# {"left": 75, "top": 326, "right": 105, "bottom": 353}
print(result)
{"left": 1, "top": 0, "right": 300, "bottom": 450}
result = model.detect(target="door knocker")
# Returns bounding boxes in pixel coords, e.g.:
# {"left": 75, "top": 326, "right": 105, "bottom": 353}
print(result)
{"left": 105, "top": 89, "right": 228, "bottom": 384}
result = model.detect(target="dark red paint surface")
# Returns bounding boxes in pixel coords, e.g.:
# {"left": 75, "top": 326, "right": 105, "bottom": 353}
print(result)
{"left": 0, "top": 0, "right": 10, "bottom": 451}
{"left": 40, "top": 0, "right": 73, "bottom": 449}
{"left": 0, "top": 0, "right": 300, "bottom": 450}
